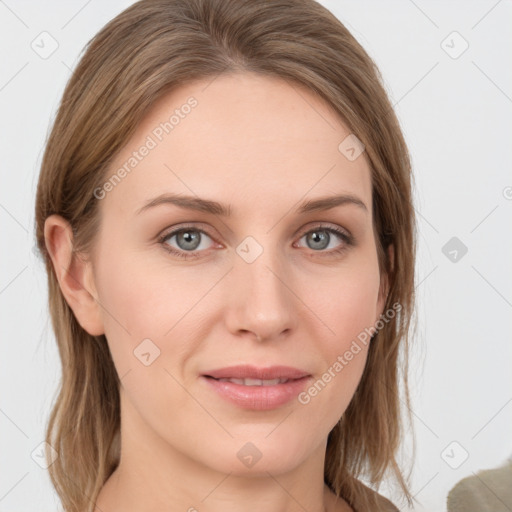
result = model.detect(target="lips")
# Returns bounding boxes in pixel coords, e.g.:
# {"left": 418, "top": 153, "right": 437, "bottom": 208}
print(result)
{"left": 201, "top": 372, "right": 312, "bottom": 410}
{"left": 214, "top": 377, "right": 290, "bottom": 386}
{"left": 200, "top": 365, "right": 312, "bottom": 409}
{"left": 203, "top": 365, "right": 310, "bottom": 382}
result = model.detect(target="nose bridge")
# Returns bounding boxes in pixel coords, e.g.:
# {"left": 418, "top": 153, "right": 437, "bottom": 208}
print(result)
{"left": 226, "top": 236, "right": 296, "bottom": 339}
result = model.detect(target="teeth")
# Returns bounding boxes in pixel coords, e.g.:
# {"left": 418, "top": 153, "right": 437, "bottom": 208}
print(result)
{"left": 217, "top": 377, "right": 289, "bottom": 385}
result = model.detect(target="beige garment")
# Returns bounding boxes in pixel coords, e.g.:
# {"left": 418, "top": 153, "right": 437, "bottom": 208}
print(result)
{"left": 447, "top": 459, "right": 512, "bottom": 512}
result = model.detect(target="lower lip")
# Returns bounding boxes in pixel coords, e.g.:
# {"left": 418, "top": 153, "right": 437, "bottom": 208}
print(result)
{"left": 201, "top": 376, "right": 311, "bottom": 410}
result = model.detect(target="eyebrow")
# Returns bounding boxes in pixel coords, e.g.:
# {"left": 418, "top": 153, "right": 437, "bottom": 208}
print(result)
{"left": 135, "top": 192, "right": 368, "bottom": 216}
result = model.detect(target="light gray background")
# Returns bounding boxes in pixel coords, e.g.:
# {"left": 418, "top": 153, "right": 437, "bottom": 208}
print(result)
{"left": 1, "top": 1, "right": 511, "bottom": 511}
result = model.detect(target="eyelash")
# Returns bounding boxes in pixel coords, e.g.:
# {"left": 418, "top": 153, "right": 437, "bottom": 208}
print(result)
{"left": 157, "top": 224, "right": 355, "bottom": 260}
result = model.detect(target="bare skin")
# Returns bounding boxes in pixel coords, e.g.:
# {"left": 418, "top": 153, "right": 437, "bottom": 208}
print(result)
{"left": 45, "top": 71, "right": 390, "bottom": 512}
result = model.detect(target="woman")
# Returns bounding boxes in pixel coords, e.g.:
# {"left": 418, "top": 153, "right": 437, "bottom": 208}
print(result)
{"left": 34, "top": 1, "right": 417, "bottom": 511}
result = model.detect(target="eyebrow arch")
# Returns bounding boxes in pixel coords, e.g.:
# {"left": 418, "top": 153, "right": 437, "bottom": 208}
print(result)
{"left": 135, "top": 192, "right": 368, "bottom": 216}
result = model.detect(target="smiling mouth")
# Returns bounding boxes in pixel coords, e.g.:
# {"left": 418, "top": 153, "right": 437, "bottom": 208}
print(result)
{"left": 205, "top": 376, "right": 302, "bottom": 386}
{"left": 201, "top": 374, "right": 312, "bottom": 410}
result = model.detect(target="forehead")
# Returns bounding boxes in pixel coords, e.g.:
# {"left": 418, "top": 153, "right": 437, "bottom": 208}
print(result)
{"left": 101, "top": 72, "right": 372, "bottom": 219}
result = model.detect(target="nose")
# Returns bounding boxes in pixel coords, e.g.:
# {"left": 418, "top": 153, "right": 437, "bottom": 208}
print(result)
{"left": 223, "top": 246, "right": 298, "bottom": 343}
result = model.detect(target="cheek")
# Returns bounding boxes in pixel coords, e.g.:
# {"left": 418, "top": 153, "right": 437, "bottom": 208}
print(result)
{"left": 95, "top": 244, "right": 195, "bottom": 333}
{"left": 297, "top": 258, "right": 380, "bottom": 407}
{"left": 93, "top": 245, "right": 225, "bottom": 374}
{"left": 92, "top": 250, "right": 206, "bottom": 428}
{"left": 305, "top": 260, "right": 381, "bottom": 348}
{"left": 297, "top": 273, "right": 376, "bottom": 430}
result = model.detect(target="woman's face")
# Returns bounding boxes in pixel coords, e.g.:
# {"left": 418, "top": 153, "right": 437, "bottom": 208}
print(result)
{"left": 85, "top": 72, "right": 388, "bottom": 476}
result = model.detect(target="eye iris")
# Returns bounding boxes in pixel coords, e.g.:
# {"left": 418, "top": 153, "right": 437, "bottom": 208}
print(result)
{"left": 307, "top": 230, "right": 330, "bottom": 250}
{"left": 176, "top": 230, "right": 201, "bottom": 250}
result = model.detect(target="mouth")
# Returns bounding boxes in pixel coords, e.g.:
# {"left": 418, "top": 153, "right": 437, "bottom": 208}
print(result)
{"left": 200, "top": 365, "right": 312, "bottom": 410}
{"left": 202, "top": 364, "right": 311, "bottom": 382}
{"left": 203, "top": 376, "right": 302, "bottom": 386}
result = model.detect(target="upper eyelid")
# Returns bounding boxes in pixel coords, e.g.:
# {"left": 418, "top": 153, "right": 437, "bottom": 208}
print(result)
{"left": 159, "top": 224, "right": 217, "bottom": 242}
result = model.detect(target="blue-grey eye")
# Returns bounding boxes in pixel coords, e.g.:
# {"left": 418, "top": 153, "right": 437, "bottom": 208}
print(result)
{"left": 300, "top": 227, "right": 349, "bottom": 251}
{"left": 306, "top": 230, "right": 331, "bottom": 250}
{"left": 163, "top": 229, "right": 216, "bottom": 252}
{"left": 174, "top": 230, "right": 202, "bottom": 250}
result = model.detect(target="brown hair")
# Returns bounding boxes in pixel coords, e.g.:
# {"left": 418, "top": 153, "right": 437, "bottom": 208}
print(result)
{"left": 34, "top": 0, "right": 417, "bottom": 510}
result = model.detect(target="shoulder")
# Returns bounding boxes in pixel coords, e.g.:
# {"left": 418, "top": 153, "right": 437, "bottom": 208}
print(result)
{"left": 374, "top": 493, "right": 400, "bottom": 512}
{"left": 447, "top": 459, "right": 512, "bottom": 512}
{"left": 356, "top": 481, "right": 400, "bottom": 512}
{"left": 326, "top": 481, "right": 399, "bottom": 512}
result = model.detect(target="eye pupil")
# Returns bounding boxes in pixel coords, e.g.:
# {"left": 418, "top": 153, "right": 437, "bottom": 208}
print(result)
{"left": 177, "top": 230, "right": 201, "bottom": 250}
{"left": 307, "top": 230, "right": 330, "bottom": 250}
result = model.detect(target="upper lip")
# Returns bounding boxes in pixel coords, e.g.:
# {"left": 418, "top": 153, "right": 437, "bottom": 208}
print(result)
{"left": 203, "top": 365, "right": 311, "bottom": 380}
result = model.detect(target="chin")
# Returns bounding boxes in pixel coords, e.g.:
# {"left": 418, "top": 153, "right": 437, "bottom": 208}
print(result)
{"left": 198, "top": 434, "right": 311, "bottom": 476}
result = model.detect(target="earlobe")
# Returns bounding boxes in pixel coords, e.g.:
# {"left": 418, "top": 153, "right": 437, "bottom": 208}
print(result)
{"left": 44, "top": 214, "right": 105, "bottom": 336}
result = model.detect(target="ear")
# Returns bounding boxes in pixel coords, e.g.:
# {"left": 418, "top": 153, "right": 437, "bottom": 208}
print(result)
{"left": 376, "top": 243, "right": 394, "bottom": 320}
{"left": 44, "top": 214, "right": 105, "bottom": 336}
